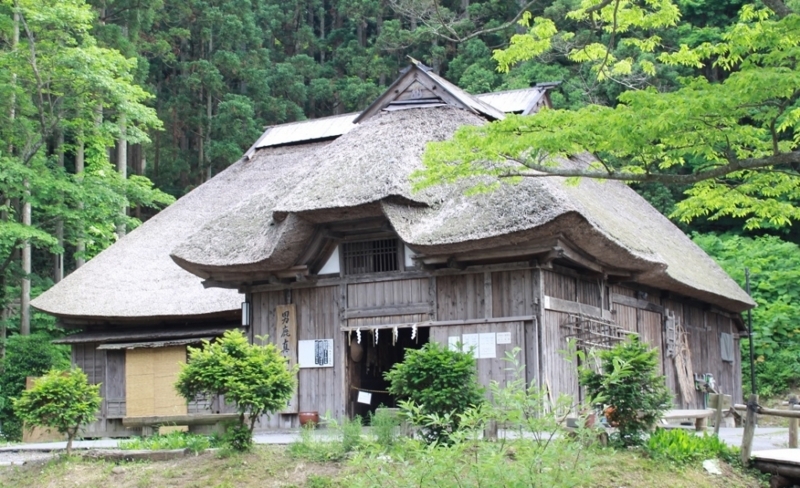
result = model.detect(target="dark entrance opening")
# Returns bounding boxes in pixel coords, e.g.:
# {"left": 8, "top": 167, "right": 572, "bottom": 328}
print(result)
{"left": 346, "top": 326, "right": 429, "bottom": 419}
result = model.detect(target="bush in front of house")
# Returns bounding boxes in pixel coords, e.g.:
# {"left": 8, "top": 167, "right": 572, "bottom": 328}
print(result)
{"left": 579, "top": 336, "right": 672, "bottom": 447}
{"left": 384, "top": 341, "right": 484, "bottom": 444}
{"left": 175, "top": 329, "right": 296, "bottom": 451}
{"left": 13, "top": 368, "right": 101, "bottom": 455}
{"left": 0, "top": 334, "right": 70, "bottom": 441}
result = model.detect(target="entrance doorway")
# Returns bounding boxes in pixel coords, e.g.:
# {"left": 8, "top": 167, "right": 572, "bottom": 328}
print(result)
{"left": 346, "top": 326, "right": 429, "bottom": 419}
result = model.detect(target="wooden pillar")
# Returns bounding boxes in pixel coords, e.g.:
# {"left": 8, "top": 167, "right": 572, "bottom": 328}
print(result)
{"left": 789, "top": 418, "right": 798, "bottom": 449}
{"left": 741, "top": 394, "right": 758, "bottom": 465}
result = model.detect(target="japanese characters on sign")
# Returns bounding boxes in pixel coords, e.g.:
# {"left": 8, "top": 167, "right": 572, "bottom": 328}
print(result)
{"left": 275, "top": 304, "right": 298, "bottom": 413}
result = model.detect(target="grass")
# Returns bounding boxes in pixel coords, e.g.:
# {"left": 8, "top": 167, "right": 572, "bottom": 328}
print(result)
{"left": 119, "top": 431, "right": 222, "bottom": 454}
{"left": 0, "top": 444, "right": 766, "bottom": 488}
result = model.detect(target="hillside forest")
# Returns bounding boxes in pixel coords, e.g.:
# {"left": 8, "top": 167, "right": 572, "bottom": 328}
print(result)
{"left": 0, "top": 0, "right": 799, "bottom": 439}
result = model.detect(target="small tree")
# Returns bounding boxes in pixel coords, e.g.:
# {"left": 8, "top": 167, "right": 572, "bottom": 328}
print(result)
{"left": 13, "top": 368, "right": 102, "bottom": 455}
{"left": 385, "top": 341, "right": 484, "bottom": 443}
{"left": 175, "top": 330, "right": 295, "bottom": 451}
{"left": 579, "top": 336, "right": 672, "bottom": 447}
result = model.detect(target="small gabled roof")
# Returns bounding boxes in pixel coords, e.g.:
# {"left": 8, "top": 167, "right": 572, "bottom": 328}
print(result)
{"left": 244, "top": 112, "right": 359, "bottom": 159}
{"left": 354, "top": 58, "right": 505, "bottom": 123}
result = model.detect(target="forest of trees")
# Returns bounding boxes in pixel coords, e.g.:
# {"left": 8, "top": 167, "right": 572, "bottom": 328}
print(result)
{"left": 0, "top": 0, "right": 799, "bottom": 437}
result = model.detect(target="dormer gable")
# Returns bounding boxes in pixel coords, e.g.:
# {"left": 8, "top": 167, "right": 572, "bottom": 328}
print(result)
{"left": 354, "top": 58, "right": 506, "bottom": 123}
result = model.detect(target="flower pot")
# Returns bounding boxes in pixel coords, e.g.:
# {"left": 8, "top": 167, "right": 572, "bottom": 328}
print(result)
{"left": 298, "top": 411, "right": 319, "bottom": 428}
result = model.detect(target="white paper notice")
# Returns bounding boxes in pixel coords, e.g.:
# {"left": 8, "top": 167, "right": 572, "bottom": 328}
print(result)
{"left": 462, "top": 334, "right": 480, "bottom": 358}
{"left": 448, "top": 336, "right": 460, "bottom": 352}
{"left": 357, "top": 391, "right": 372, "bottom": 405}
{"left": 496, "top": 332, "right": 511, "bottom": 345}
{"left": 479, "top": 333, "right": 496, "bottom": 359}
{"left": 298, "top": 339, "right": 334, "bottom": 368}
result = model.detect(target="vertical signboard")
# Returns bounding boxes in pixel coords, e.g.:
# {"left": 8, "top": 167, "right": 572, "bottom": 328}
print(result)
{"left": 276, "top": 304, "right": 298, "bottom": 413}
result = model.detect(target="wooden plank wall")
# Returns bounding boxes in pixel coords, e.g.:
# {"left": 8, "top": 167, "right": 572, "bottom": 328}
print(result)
{"left": 252, "top": 286, "right": 343, "bottom": 430}
{"left": 541, "top": 310, "right": 579, "bottom": 404}
{"left": 437, "top": 274, "right": 485, "bottom": 320}
{"left": 73, "top": 344, "right": 138, "bottom": 437}
{"left": 430, "top": 321, "right": 527, "bottom": 397}
{"left": 347, "top": 278, "right": 429, "bottom": 309}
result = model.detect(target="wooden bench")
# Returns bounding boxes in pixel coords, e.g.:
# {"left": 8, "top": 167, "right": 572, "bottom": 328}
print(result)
{"left": 122, "top": 413, "right": 242, "bottom": 436}
{"left": 660, "top": 409, "right": 715, "bottom": 432}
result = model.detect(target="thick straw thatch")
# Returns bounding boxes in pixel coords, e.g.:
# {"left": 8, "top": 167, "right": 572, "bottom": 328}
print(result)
{"left": 31, "top": 143, "right": 325, "bottom": 322}
{"left": 33, "top": 87, "right": 545, "bottom": 323}
{"left": 173, "top": 106, "right": 754, "bottom": 312}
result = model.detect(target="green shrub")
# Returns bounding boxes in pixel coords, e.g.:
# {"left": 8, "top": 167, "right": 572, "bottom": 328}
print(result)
{"left": 646, "top": 428, "right": 737, "bottom": 465}
{"left": 579, "top": 336, "right": 672, "bottom": 447}
{"left": 13, "top": 368, "right": 101, "bottom": 455}
{"left": 175, "top": 330, "right": 296, "bottom": 451}
{"left": 385, "top": 342, "right": 483, "bottom": 443}
{"left": 119, "top": 431, "right": 220, "bottom": 454}
{"left": 0, "top": 334, "right": 70, "bottom": 441}
{"left": 346, "top": 355, "right": 593, "bottom": 487}
{"left": 369, "top": 408, "right": 401, "bottom": 450}
{"left": 289, "top": 416, "right": 364, "bottom": 462}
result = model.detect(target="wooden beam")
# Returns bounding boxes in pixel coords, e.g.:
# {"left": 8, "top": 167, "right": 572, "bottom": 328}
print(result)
{"left": 543, "top": 295, "right": 614, "bottom": 321}
{"left": 344, "top": 304, "right": 432, "bottom": 319}
{"left": 484, "top": 272, "right": 493, "bottom": 319}
{"left": 734, "top": 402, "right": 800, "bottom": 419}
{"left": 611, "top": 293, "right": 666, "bottom": 314}
{"left": 340, "top": 315, "right": 534, "bottom": 332}
{"left": 122, "top": 413, "right": 241, "bottom": 427}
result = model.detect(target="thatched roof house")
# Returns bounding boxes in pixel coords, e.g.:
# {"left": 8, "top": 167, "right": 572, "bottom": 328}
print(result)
{"left": 32, "top": 60, "right": 754, "bottom": 436}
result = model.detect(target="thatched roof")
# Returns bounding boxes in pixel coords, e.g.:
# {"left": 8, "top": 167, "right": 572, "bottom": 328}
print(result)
{"left": 173, "top": 105, "right": 754, "bottom": 313}
{"left": 33, "top": 83, "right": 547, "bottom": 323}
{"left": 31, "top": 143, "right": 325, "bottom": 323}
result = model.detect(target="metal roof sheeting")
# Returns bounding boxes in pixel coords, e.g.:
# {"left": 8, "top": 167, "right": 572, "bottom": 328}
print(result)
{"left": 253, "top": 113, "right": 359, "bottom": 151}
{"left": 476, "top": 88, "right": 546, "bottom": 114}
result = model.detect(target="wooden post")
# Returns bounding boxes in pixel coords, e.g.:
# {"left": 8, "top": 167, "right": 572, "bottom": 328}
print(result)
{"left": 741, "top": 394, "right": 758, "bottom": 465}
{"left": 789, "top": 418, "right": 798, "bottom": 449}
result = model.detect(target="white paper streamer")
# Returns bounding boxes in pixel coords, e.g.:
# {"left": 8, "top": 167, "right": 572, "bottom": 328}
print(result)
{"left": 356, "top": 328, "right": 361, "bottom": 344}
{"left": 374, "top": 328, "right": 379, "bottom": 345}
{"left": 393, "top": 327, "right": 398, "bottom": 345}
{"left": 411, "top": 324, "right": 417, "bottom": 340}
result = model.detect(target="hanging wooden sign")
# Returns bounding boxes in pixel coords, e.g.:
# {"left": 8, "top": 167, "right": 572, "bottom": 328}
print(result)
{"left": 276, "top": 304, "right": 298, "bottom": 414}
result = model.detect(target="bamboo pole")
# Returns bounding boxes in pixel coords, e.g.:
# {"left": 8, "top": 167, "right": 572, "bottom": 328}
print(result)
{"left": 741, "top": 394, "right": 758, "bottom": 465}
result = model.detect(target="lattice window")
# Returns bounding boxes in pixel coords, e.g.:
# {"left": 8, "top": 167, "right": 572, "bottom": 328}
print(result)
{"left": 342, "top": 239, "right": 399, "bottom": 275}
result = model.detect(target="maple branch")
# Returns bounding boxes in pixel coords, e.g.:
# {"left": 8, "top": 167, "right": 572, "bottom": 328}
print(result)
{"left": 499, "top": 150, "right": 800, "bottom": 184}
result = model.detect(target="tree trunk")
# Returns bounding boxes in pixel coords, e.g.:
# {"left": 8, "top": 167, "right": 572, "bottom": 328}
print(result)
{"left": 75, "top": 137, "right": 85, "bottom": 269}
{"left": 54, "top": 127, "right": 64, "bottom": 283}
{"left": 20, "top": 182, "right": 30, "bottom": 336}
{"left": 116, "top": 115, "right": 127, "bottom": 239}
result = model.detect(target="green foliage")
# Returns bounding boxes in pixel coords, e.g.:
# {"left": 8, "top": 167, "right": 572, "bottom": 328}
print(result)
{"left": 175, "top": 330, "right": 295, "bottom": 451}
{"left": 645, "top": 428, "right": 737, "bottom": 465}
{"left": 224, "top": 423, "right": 255, "bottom": 452}
{"left": 12, "top": 368, "right": 101, "bottom": 455}
{"left": 345, "top": 351, "right": 595, "bottom": 487}
{"left": 0, "top": 334, "right": 70, "bottom": 441}
{"left": 288, "top": 416, "right": 363, "bottom": 462}
{"left": 119, "top": 431, "right": 221, "bottom": 454}
{"left": 418, "top": 2, "right": 800, "bottom": 231}
{"left": 384, "top": 341, "right": 484, "bottom": 443}
{"left": 369, "top": 408, "right": 401, "bottom": 450}
{"left": 693, "top": 232, "right": 800, "bottom": 395}
{"left": 579, "top": 337, "right": 672, "bottom": 447}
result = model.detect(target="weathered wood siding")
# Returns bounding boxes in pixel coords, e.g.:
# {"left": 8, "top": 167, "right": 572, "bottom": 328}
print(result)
{"left": 73, "top": 344, "right": 138, "bottom": 437}
{"left": 252, "top": 286, "right": 344, "bottom": 430}
{"left": 430, "top": 321, "right": 529, "bottom": 397}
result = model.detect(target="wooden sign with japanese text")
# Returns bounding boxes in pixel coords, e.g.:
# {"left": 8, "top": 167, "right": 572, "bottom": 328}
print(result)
{"left": 276, "top": 304, "right": 298, "bottom": 413}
